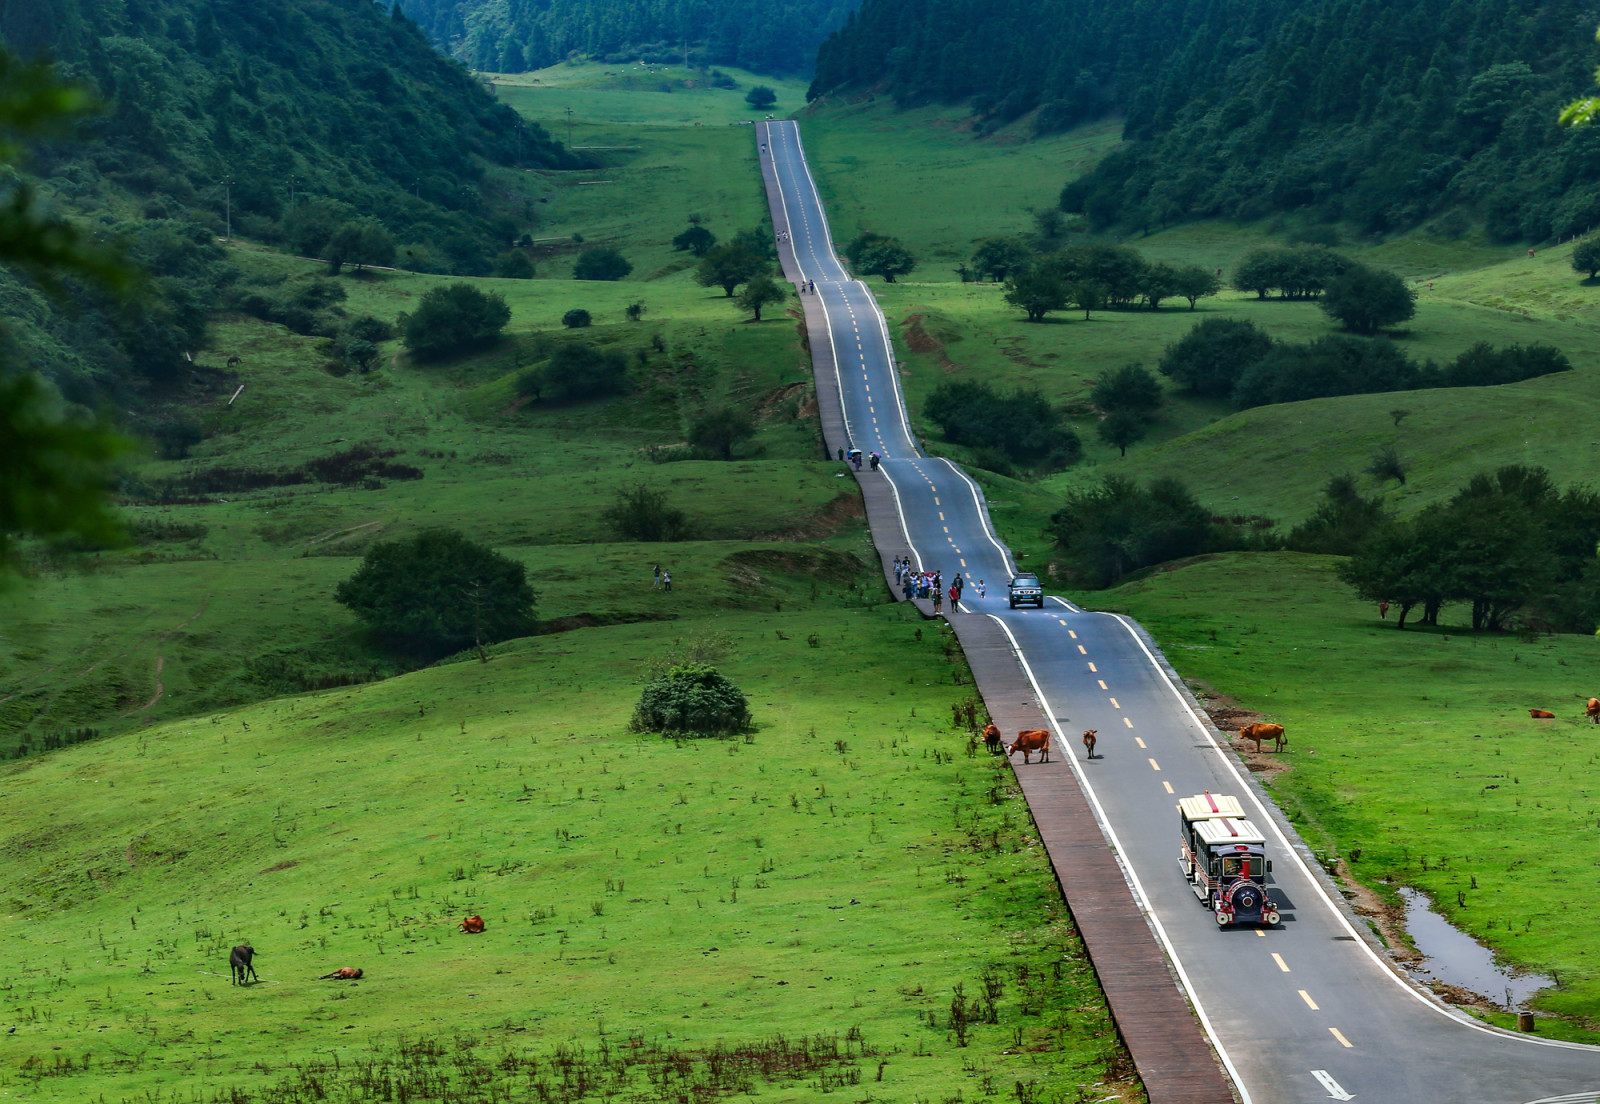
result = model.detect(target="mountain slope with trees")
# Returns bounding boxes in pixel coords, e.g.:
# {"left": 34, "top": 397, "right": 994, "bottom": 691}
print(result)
{"left": 398, "top": 0, "right": 856, "bottom": 76}
{"left": 810, "top": 0, "right": 1600, "bottom": 238}
{"left": 0, "top": 0, "right": 576, "bottom": 407}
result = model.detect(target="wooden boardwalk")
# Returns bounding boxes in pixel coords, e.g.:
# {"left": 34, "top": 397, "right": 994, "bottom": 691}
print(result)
{"left": 758, "top": 135, "right": 1238, "bottom": 1103}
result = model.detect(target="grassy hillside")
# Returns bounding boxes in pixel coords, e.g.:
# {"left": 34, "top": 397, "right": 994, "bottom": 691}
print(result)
{"left": 0, "top": 609, "right": 1132, "bottom": 1102}
{"left": 1104, "top": 553, "right": 1600, "bottom": 1039}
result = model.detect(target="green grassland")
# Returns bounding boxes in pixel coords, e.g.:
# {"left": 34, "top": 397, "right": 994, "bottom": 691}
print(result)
{"left": 1102, "top": 553, "right": 1600, "bottom": 1038}
{"left": 0, "top": 609, "right": 1132, "bottom": 1102}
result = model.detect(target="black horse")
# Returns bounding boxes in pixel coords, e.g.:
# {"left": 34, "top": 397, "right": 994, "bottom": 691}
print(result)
{"left": 230, "top": 943, "right": 258, "bottom": 986}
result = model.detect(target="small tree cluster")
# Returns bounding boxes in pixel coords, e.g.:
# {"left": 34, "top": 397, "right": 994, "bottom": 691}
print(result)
{"left": 1048, "top": 475, "right": 1216, "bottom": 587}
{"left": 694, "top": 244, "right": 770, "bottom": 297}
{"left": 846, "top": 232, "right": 916, "bottom": 283}
{"left": 516, "top": 342, "right": 629, "bottom": 403}
{"left": 1339, "top": 464, "right": 1600, "bottom": 632}
{"left": 923, "top": 380, "right": 1080, "bottom": 473}
{"left": 993, "top": 241, "right": 1218, "bottom": 321}
{"left": 631, "top": 663, "right": 751, "bottom": 737}
{"left": 1231, "top": 247, "right": 1353, "bottom": 300}
{"left": 602, "top": 483, "right": 691, "bottom": 541}
{"left": 1089, "top": 363, "right": 1163, "bottom": 456}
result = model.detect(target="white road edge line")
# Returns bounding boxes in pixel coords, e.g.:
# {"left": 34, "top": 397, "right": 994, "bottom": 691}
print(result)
{"left": 1102, "top": 610, "right": 1597, "bottom": 1052}
{"left": 982, "top": 611, "right": 1253, "bottom": 1103}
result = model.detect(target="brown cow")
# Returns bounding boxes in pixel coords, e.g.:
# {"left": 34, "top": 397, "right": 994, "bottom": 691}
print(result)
{"left": 982, "top": 723, "right": 1003, "bottom": 753}
{"left": 1082, "top": 729, "right": 1098, "bottom": 760}
{"left": 1529, "top": 709, "right": 1556, "bottom": 719}
{"left": 1239, "top": 723, "right": 1287, "bottom": 752}
{"left": 1007, "top": 729, "right": 1051, "bottom": 764}
{"left": 318, "top": 967, "right": 363, "bottom": 980}
{"left": 460, "top": 915, "right": 486, "bottom": 934}
{"left": 1586, "top": 698, "right": 1600, "bottom": 724}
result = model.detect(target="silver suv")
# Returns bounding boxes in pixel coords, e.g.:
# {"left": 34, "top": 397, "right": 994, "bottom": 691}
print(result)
{"left": 1008, "top": 573, "right": 1044, "bottom": 609}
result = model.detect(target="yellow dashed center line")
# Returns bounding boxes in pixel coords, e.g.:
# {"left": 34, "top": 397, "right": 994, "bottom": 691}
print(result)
{"left": 1134, "top": 737, "right": 1146, "bottom": 748}
{"left": 1077, "top": 645, "right": 1087, "bottom": 655}
{"left": 1161, "top": 781, "right": 1174, "bottom": 794}
{"left": 1147, "top": 758, "right": 1160, "bottom": 771}
{"left": 1097, "top": 680, "right": 1107, "bottom": 690}
{"left": 1087, "top": 663, "right": 1097, "bottom": 672}
{"left": 1255, "top": 929, "right": 1266, "bottom": 938}
{"left": 1068, "top": 630, "right": 1078, "bottom": 639}
{"left": 1299, "top": 990, "right": 1319, "bottom": 1010}
{"left": 1108, "top": 697, "right": 1120, "bottom": 708}
{"left": 1329, "top": 1028, "right": 1352, "bottom": 1048}
{"left": 1123, "top": 717, "right": 1133, "bottom": 728}
{"left": 1272, "top": 953, "right": 1290, "bottom": 972}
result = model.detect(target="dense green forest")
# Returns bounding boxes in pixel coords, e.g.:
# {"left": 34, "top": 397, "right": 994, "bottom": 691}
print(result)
{"left": 0, "top": 0, "right": 575, "bottom": 407}
{"left": 398, "top": 0, "right": 856, "bottom": 76}
{"left": 810, "top": 0, "right": 1600, "bottom": 238}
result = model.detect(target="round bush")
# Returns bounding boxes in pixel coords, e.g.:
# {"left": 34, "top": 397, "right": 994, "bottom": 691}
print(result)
{"left": 631, "top": 664, "right": 750, "bottom": 737}
{"left": 562, "top": 309, "right": 591, "bottom": 328}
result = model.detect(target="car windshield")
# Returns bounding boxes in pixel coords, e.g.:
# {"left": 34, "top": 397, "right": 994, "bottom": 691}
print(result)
{"left": 1012, "top": 575, "right": 1039, "bottom": 586}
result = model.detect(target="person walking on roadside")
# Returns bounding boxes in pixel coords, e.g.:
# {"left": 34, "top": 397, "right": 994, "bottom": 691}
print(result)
{"left": 902, "top": 573, "right": 914, "bottom": 601}
{"left": 932, "top": 588, "right": 943, "bottom": 614}
{"left": 948, "top": 583, "right": 959, "bottom": 607}
{"left": 952, "top": 574, "right": 964, "bottom": 601}
{"left": 977, "top": 579, "right": 986, "bottom": 598}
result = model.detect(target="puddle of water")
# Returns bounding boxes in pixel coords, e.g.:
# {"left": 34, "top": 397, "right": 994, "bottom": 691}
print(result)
{"left": 1397, "top": 886, "right": 1552, "bottom": 1009}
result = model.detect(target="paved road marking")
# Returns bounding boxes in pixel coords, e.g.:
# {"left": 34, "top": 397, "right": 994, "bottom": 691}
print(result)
{"left": 1068, "top": 630, "right": 1078, "bottom": 639}
{"left": 1087, "top": 662, "right": 1097, "bottom": 672}
{"left": 1328, "top": 1028, "right": 1353, "bottom": 1049}
{"left": 938, "top": 511, "right": 945, "bottom": 520}
{"left": 1108, "top": 697, "right": 1120, "bottom": 708}
{"left": 1077, "top": 645, "right": 1087, "bottom": 654}
{"left": 932, "top": 497, "right": 939, "bottom": 505}
{"left": 1147, "top": 758, "right": 1160, "bottom": 771}
{"left": 1255, "top": 929, "right": 1266, "bottom": 937}
{"left": 1310, "top": 1070, "right": 1354, "bottom": 1100}
{"left": 1123, "top": 717, "right": 1133, "bottom": 728}
{"left": 1162, "top": 781, "right": 1173, "bottom": 794}
{"left": 1097, "top": 680, "right": 1107, "bottom": 689}
{"left": 1299, "top": 989, "right": 1319, "bottom": 1010}
{"left": 1134, "top": 737, "right": 1146, "bottom": 748}
{"left": 1272, "top": 953, "right": 1290, "bottom": 972}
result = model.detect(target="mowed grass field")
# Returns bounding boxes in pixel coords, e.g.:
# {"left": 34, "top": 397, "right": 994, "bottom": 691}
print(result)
{"left": 1102, "top": 553, "right": 1600, "bottom": 1039}
{"left": 0, "top": 609, "right": 1132, "bottom": 1102}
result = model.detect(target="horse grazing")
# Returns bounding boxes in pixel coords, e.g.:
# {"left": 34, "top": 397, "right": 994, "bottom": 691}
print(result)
{"left": 225, "top": 355, "right": 242, "bottom": 368}
{"left": 460, "top": 915, "right": 486, "bottom": 934}
{"left": 318, "top": 967, "right": 363, "bottom": 980}
{"left": 981, "top": 723, "right": 1003, "bottom": 754}
{"left": 1238, "top": 723, "right": 1288, "bottom": 752}
{"left": 1081, "top": 729, "right": 1098, "bottom": 760}
{"left": 1007, "top": 729, "right": 1050, "bottom": 764}
{"left": 230, "top": 944, "right": 258, "bottom": 986}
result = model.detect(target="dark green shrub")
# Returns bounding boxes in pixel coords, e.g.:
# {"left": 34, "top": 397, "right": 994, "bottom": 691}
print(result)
{"left": 631, "top": 664, "right": 751, "bottom": 736}
{"left": 1158, "top": 317, "right": 1274, "bottom": 397}
{"left": 923, "top": 380, "right": 1079, "bottom": 470}
{"left": 400, "top": 283, "right": 511, "bottom": 360}
{"left": 573, "top": 246, "right": 632, "bottom": 281}
{"left": 562, "top": 308, "right": 592, "bottom": 328}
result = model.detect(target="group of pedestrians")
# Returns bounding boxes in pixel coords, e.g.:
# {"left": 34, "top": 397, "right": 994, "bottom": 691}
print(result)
{"left": 892, "top": 557, "right": 982, "bottom": 614}
{"left": 777, "top": 229, "right": 791, "bottom": 245}
{"left": 798, "top": 279, "right": 816, "bottom": 293}
{"left": 651, "top": 564, "right": 673, "bottom": 593}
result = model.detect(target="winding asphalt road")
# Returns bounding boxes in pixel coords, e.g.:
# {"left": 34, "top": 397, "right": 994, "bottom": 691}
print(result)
{"left": 757, "top": 119, "right": 1600, "bottom": 1104}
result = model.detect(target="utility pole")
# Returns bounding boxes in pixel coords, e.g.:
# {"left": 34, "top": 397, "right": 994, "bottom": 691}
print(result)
{"left": 217, "top": 178, "right": 233, "bottom": 240}
{"left": 286, "top": 175, "right": 298, "bottom": 215}
{"left": 514, "top": 120, "right": 523, "bottom": 167}
{"left": 565, "top": 105, "right": 573, "bottom": 148}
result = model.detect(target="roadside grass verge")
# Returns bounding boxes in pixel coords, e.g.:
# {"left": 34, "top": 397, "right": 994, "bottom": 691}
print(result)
{"left": 0, "top": 608, "right": 1135, "bottom": 1103}
{"left": 1097, "top": 551, "right": 1600, "bottom": 1040}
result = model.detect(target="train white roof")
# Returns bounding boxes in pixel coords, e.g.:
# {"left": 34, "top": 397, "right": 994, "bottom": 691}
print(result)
{"left": 1193, "top": 817, "right": 1266, "bottom": 847}
{"left": 1179, "top": 793, "right": 1247, "bottom": 821}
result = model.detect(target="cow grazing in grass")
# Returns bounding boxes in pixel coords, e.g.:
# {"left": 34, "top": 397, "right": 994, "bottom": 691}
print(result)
{"left": 1530, "top": 709, "right": 1556, "bottom": 719}
{"left": 1587, "top": 698, "right": 1600, "bottom": 723}
{"left": 318, "top": 967, "right": 363, "bottom": 980}
{"left": 982, "top": 723, "right": 1003, "bottom": 754}
{"left": 226, "top": 355, "right": 242, "bottom": 368}
{"left": 1239, "top": 723, "right": 1288, "bottom": 752}
{"left": 460, "top": 915, "right": 486, "bottom": 934}
{"left": 1007, "top": 729, "right": 1051, "bottom": 764}
{"left": 1082, "top": 729, "right": 1098, "bottom": 760}
{"left": 230, "top": 944, "right": 258, "bottom": 986}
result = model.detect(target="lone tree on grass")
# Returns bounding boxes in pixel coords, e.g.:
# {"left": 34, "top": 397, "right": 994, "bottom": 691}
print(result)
{"left": 335, "top": 528, "right": 535, "bottom": 657}
{"left": 846, "top": 232, "right": 916, "bottom": 283}
{"left": 689, "top": 406, "right": 757, "bottom": 460}
{"left": 632, "top": 663, "right": 751, "bottom": 737}
{"left": 673, "top": 226, "right": 717, "bottom": 256}
{"left": 573, "top": 246, "right": 632, "bottom": 281}
{"left": 1090, "top": 363, "right": 1163, "bottom": 419}
{"left": 1572, "top": 235, "right": 1600, "bottom": 279}
{"left": 736, "top": 274, "right": 786, "bottom": 321}
{"left": 325, "top": 218, "right": 395, "bottom": 275}
{"left": 1003, "top": 267, "right": 1068, "bottom": 322}
{"left": 744, "top": 85, "right": 777, "bottom": 110}
{"left": 602, "top": 484, "right": 691, "bottom": 541}
{"left": 1097, "top": 409, "right": 1148, "bottom": 457}
{"left": 695, "top": 244, "right": 768, "bottom": 297}
{"left": 1366, "top": 445, "right": 1408, "bottom": 486}
{"left": 401, "top": 283, "right": 511, "bottom": 360}
{"left": 1173, "top": 265, "right": 1222, "bottom": 309}
{"left": 1319, "top": 265, "right": 1416, "bottom": 335}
